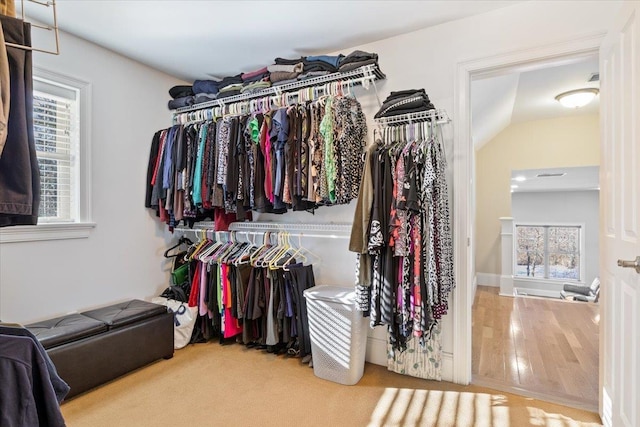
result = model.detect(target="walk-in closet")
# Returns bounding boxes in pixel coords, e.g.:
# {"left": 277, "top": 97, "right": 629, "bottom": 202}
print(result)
{"left": 1, "top": 2, "right": 633, "bottom": 426}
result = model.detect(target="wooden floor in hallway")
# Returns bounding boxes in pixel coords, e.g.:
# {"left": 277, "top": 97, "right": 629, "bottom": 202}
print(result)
{"left": 472, "top": 285, "right": 599, "bottom": 412}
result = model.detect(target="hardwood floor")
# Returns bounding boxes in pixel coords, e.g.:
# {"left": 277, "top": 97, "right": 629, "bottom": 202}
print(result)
{"left": 472, "top": 285, "right": 599, "bottom": 411}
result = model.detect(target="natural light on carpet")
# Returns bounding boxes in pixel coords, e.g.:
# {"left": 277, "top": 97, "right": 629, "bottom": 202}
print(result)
{"left": 366, "top": 388, "right": 601, "bottom": 426}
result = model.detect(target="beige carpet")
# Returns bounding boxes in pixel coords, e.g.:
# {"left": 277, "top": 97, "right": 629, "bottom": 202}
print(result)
{"left": 61, "top": 342, "right": 602, "bottom": 427}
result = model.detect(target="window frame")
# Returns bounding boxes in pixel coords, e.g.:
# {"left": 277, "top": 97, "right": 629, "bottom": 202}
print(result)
{"left": 513, "top": 221, "right": 585, "bottom": 283}
{"left": 0, "top": 68, "right": 94, "bottom": 243}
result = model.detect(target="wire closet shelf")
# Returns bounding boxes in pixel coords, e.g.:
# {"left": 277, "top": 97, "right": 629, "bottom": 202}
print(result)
{"left": 172, "top": 222, "right": 352, "bottom": 240}
{"left": 374, "top": 108, "right": 451, "bottom": 127}
{"left": 172, "top": 63, "right": 385, "bottom": 122}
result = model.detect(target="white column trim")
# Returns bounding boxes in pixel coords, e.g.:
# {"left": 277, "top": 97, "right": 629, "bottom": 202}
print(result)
{"left": 500, "top": 217, "right": 514, "bottom": 297}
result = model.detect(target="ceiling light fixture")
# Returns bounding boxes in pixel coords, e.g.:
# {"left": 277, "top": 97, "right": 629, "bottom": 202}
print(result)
{"left": 555, "top": 88, "right": 599, "bottom": 108}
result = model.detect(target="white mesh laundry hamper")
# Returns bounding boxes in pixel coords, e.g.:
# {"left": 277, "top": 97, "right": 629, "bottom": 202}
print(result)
{"left": 303, "top": 285, "right": 368, "bottom": 385}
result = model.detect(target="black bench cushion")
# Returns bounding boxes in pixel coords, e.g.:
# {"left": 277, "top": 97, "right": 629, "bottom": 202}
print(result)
{"left": 26, "top": 314, "right": 107, "bottom": 349}
{"left": 81, "top": 299, "right": 167, "bottom": 329}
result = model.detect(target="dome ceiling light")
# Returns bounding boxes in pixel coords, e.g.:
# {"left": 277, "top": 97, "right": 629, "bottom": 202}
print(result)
{"left": 555, "top": 88, "right": 599, "bottom": 108}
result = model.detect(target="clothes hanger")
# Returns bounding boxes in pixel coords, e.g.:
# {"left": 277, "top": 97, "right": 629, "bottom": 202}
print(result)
{"left": 210, "top": 232, "right": 237, "bottom": 263}
{"left": 163, "top": 236, "right": 194, "bottom": 258}
{"left": 198, "top": 233, "right": 224, "bottom": 263}
{"left": 259, "top": 231, "right": 290, "bottom": 268}
{"left": 189, "top": 234, "right": 213, "bottom": 261}
{"left": 269, "top": 232, "right": 293, "bottom": 269}
{"left": 230, "top": 232, "right": 254, "bottom": 266}
{"left": 283, "top": 233, "right": 321, "bottom": 270}
{"left": 245, "top": 233, "right": 264, "bottom": 262}
{"left": 250, "top": 232, "right": 272, "bottom": 266}
{"left": 256, "top": 232, "right": 283, "bottom": 267}
{"left": 220, "top": 232, "right": 247, "bottom": 264}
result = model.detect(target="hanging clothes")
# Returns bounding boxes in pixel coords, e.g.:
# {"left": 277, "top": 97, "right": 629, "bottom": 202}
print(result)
{"left": 0, "top": 20, "right": 9, "bottom": 153}
{"left": 177, "top": 231, "right": 318, "bottom": 360}
{"left": 350, "top": 113, "right": 454, "bottom": 361}
{"left": 0, "top": 15, "right": 40, "bottom": 227}
{"left": 146, "top": 95, "right": 367, "bottom": 231}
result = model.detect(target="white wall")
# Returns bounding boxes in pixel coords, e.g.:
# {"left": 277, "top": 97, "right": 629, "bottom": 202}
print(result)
{"left": 511, "top": 190, "right": 600, "bottom": 296}
{"left": 0, "top": 27, "right": 185, "bottom": 323}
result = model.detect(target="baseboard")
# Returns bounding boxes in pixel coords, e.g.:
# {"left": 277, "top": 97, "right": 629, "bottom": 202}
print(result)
{"left": 476, "top": 273, "right": 500, "bottom": 287}
{"left": 514, "top": 287, "right": 561, "bottom": 299}
{"left": 365, "top": 336, "right": 387, "bottom": 366}
{"left": 441, "top": 351, "right": 453, "bottom": 382}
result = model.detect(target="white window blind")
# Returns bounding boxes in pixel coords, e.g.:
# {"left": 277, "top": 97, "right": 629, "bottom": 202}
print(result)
{"left": 33, "top": 78, "right": 80, "bottom": 223}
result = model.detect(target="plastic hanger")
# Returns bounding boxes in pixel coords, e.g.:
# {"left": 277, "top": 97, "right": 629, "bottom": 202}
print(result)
{"left": 269, "top": 232, "right": 293, "bottom": 269}
{"left": 198, "top": 235, "right": 224, "bottom": 263}
{"left": 250, "top": 232, "right": 272, "bottom": 266}
{"left": 230, "top": 232, "right": 254, "bottom": 266}
{"left": 283, "top": 234, "right": 321, "bottom": 270}
{"left": 164, "top": 236, "right": 193, "bottom": 258}
{"left": 258, "top": 232, "right": 288, "bottom": 267}
{"left": 255, "top": 234, "right": 282, "bottom": 268}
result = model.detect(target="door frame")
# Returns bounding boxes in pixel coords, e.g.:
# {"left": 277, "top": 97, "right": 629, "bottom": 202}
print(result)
{"left": 452, "top": 32, "right": 605, "bottom": 401}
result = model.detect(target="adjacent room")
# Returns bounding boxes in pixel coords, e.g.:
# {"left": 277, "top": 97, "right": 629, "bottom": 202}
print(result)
{"left": 472, "top": 57, "right": 601, "bottom": 411}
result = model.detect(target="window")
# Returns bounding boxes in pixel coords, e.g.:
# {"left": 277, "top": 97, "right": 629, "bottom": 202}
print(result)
{"left": 0, "top": 69, "right": 93, "bottom": 243}
{"left": 34, "top": 78, "right": 79, "bottom": 222}
{"left": 515, "top": 224, "right": 582, "bottom": 281}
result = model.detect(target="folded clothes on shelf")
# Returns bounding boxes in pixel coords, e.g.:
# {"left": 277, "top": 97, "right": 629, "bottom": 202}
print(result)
{"left": 338, "top": 50, "right": 378, "bottom": 72}
{"left": 168, "top": 96, "right": 195, "bottom": 110}
{"left": 169, "top": 85, "right": 194, "bottom": 99}
{"left": 167, "top": 50, "right": 383, "bottom": 111}
{"left": 374, "top": 89, "right": 435, "bottom": 118}
{"left": 267, "top": 63, "right": 303, "bottom": 73}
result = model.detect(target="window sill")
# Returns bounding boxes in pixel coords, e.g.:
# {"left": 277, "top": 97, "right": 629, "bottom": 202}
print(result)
{"left": 514, "top": 276, "right": 585, "bottom": 286}
{"left": 0, "top": 222, "right": 96, "bottom": 243}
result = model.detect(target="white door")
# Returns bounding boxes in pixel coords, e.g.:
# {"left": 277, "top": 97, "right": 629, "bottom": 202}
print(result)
{"left": 599, "top": 2, "right": 640, "bottom": 426}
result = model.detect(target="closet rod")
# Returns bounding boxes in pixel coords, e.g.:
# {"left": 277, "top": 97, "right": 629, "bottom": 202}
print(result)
{"left": 171, "top": 221, "right": 352, "bottom": 233}
{"left": 4, "top": 0, "right": 60, "bottom": 55}
{"left": 170, "top": 221, "right": 352, "bottom": 238}
{"left": 229, "top": 222, "right": 352, "bottom": 233}
{"left": 172, "top": 63, "right": 385, "bottom": 115}
{"left": 172, "top": 228, "right": 349, "bottom": 240}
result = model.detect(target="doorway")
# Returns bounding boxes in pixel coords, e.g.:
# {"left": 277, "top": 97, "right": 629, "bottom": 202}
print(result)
{"left": 471, "top": 55, "right": 600, "bottom": 412}
{"left": 451, "top": 34, "right": 605, "bottom": 412}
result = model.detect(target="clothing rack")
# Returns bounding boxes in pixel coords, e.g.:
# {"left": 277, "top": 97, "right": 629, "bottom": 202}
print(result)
{"left": 172, "top": 221, "right": 352, "bottom": 240}
{"left": 4, "top": 0, "right": 60, "bottom": 55}
{"left": 374, "top": 108, "right": 451, "bottom": 126}
{"left": 172, "top": 63, "right": 385, "bottom": 123}
{"left": 374, "top": 108, "right": 451, "bottom": 158}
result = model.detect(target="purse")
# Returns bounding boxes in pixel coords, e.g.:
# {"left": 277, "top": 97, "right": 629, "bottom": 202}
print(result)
{"left": 171, "top": 262, "right": 189, "bottom": 286}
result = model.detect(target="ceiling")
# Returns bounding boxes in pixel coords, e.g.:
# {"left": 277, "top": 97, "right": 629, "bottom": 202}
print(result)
{"left": 23, "top": 0, "right": 598, "bottom": 140}
{"left": 472, "top": 56, "right": 600, "bottom": 149}
{"left": 510, "top": 166, "right": 599, "bottom": 193}
{"left": 23, "top": 0, "right": 521, "bottom": 81}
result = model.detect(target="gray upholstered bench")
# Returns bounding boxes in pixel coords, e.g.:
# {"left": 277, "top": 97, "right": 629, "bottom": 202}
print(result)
{"left": 26, "top": 299, "right": 174, "bottom": 399}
